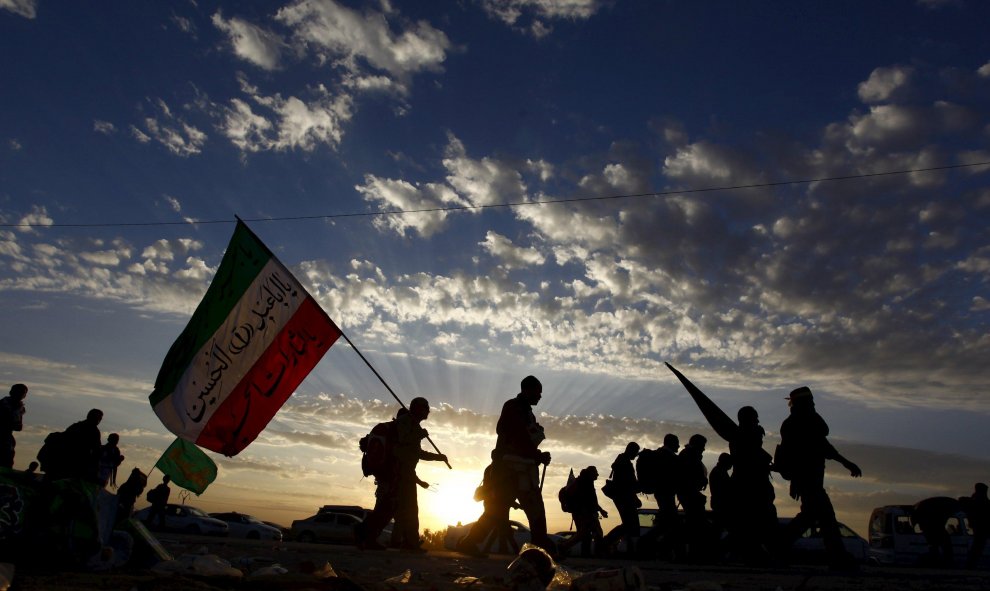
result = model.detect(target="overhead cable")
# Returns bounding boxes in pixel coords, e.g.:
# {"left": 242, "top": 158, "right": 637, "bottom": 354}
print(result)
{"left": 3, "top": 161, "right": 988, "bottom": 229}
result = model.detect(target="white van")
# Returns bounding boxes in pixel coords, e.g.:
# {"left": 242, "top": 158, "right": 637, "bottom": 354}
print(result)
{"left": 868, "top": 505, "right": 988, "bottom": 567}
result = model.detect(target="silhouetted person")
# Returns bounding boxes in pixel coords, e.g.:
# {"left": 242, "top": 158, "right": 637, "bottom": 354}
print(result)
{"left": 639, "top": 434, "right": 682, "bottom": 558}
{"left": 147, "top": 474, "right": 171, "bottom": 530}
{"left": 708, "top": 452, "right": 732, "bottom": 527}
{"left": 115, "top": 468, "right": 147, "bottom": 525}
{"left": 25, "top": 460, "right": 38, "bottom": 474}
{"left": 960, "top": 483, "right": 989, "bottom": 568}
{"left": 98, "top": 433, "right": 124, "bottom": 489}
{"left": 559, "top": 466, "right": 607, "bottom": 557}
{"left": 677, "top": 434, "right": 708, "bottom": 518}
{"left": 360, "top": 397, "right": 446, "bottom": 552}
{"left": 654, "top": 434, "right": 681, "bottom": 521}
{"left": 602, "top": 442, "right": 641, "bottom": 556}
{"left": 458, "top": 375, "right": 553, "bottom": 556}
{"left": 472, "top": 458, "right": 520, "bottom": 555}
{"left": 0, "top": 383, "right": 27, "bottom": 469}
{"left": 729, "top": 405, "right": 777, "bottom": 563}
{"left": 777, "top": 387, "right": 861, "bottom": 570}
{"left": 677, "top": 434, "right": 710, "bottom": 560}
{"left": 912, "top": 496, "right": 961, "bottom": 567}
{"left": 62, "top": 408, "right": 104, "bottom": 481}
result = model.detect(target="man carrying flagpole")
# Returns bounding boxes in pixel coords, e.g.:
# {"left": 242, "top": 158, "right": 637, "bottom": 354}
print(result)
{"left": 357, "top": 397, "right": 447, "bottom": 551}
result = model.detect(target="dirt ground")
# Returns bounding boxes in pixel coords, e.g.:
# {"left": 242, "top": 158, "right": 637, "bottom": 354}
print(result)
{"left": 8, "top": 534, "right": 990, "bottom": 591}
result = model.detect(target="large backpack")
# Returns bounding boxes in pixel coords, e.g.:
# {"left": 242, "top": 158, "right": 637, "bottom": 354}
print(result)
{"left": 37, "top": 430, "right": 69, "bottom": 476}
{"left": 635, "top": 448, "right": 661, "bottom": 494}
{"left": 558, "top": 482, "right": 577, "bottom": 513}
{"left": 359, "top": 421, "right": 397, "bottom": 478}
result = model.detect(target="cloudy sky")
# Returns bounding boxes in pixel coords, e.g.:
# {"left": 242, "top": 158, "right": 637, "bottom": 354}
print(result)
{"left": 2, "top": 0, "right": 990, "bottom": 535}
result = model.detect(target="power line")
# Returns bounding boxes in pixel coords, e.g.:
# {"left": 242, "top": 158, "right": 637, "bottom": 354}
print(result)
{"left": 3, "top": 161, "right": 988, "bottom": 229}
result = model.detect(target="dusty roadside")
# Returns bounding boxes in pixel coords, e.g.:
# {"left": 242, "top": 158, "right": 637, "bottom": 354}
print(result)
{"left": 9, "top": 535, "right": 990, "bottom": 591}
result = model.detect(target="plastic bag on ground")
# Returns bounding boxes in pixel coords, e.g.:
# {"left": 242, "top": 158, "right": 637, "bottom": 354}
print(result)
{"left": 249, "top": 564, "right": 289, "bottom": 578}
{"left": 507, "top": 543, "right": 556, "bottom": 591}
{"left": 384, "top": 568, "right": 413, "bottom": 586}
{"left": 150, "top": 553, "right": 243, "bottom": 578}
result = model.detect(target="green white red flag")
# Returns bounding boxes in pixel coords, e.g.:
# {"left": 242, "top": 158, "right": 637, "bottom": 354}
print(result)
{"left": 155, "top": 438, "right": 218, "bottom": 494}
{"left": 149, "top": 220, "right": 341, "bottom": 456}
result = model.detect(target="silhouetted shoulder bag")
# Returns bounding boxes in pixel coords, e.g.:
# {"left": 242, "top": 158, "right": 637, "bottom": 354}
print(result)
{"left": 601, "top": 470, "right": 616, "bottom": 499}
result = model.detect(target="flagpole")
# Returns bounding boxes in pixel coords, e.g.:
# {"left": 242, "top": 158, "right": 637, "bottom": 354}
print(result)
{"left": 339, "top": 331, "right": 452, "bottom": 470}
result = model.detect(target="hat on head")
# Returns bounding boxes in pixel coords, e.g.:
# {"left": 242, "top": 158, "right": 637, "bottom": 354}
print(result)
{"left": 786, "top": 386, "right": 813, "bottom": 401}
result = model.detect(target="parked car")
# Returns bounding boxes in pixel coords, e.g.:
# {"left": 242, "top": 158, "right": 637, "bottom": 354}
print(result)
{"left": 133, "top": 503, "right": 228, "bottom": 536}
{"left": 291, "top": 511, "right": 363, "bottom": 544}
{"left": 318, "top": 504, "right": 372, "bottom": 521}
{"left": 868, "top": 504, "right": 990, "bottom": 567}
{"left": 634, "top": 508, "right": 867, "bottom": 563}
{"left": 781, "top": 517, "right": 869, "bottom": 563}
{"left": 444, "top": 520, "right": 565, "bottom": 553}
{"left": 209, "top": 511, "right": 283, "bottom": 541}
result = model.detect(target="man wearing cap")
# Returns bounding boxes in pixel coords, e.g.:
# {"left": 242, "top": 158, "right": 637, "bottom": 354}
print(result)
{"left": 0, "top": 384, "right": 28, "bottom": 469}
{"left": 777, "top": 386, "right": 861, "bottom": 570}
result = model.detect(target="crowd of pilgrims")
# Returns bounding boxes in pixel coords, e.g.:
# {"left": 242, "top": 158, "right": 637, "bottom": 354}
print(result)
{"left": 4, "top": 377, "right": 986, "bottom": 572}
{"left": 350, "top": 375, "right": 874, "bottom": 570}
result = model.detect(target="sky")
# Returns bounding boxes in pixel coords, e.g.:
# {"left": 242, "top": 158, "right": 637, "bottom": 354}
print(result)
{"left": 1, "top": 0, "right": 990, "bottom": 537}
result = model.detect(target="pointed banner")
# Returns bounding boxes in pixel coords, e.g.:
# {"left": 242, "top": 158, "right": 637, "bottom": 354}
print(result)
{"left": 155, "top": 438, "right": 218, "bottom": 495}
{"left": 149, "top": 220, "right": 341, "bottom": 456}
{"left": 665, "top": 362, "right": 739, "bottom": 443}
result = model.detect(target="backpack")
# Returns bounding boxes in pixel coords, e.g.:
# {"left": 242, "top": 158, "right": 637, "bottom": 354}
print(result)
{"left": 635, "top": 448, "right": 660, "bottom": 494}
{"left": 558, "top": 481, "right": 577, "bottom": 513}
{"left": 359, "top": 421, "right": 397, "bottom": 478}
{"left": 37, "top": 430, "right": 68, "bottom": 475}
{"left": 146, "top": 484, "right": 166, "bottom": 505}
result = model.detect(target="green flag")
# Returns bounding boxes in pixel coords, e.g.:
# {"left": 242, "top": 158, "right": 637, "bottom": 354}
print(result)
{"left": 155, "top": 438, "right": 218, "bottom": 495}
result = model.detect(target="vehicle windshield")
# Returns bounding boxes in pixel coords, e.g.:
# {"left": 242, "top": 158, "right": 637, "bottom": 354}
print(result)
{"left": 187, "top": 507, "right": 208, "bottom": 517}
{"left": 244, "top": 515, "right": 263, "bottom": 524}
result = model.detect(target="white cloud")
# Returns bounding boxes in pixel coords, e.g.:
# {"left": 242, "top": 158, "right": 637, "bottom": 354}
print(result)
{"left": 0, "top": 0, "right": 36, "bottom": 19}
{"left": 663, "top": 141, "right": 762, "bottom": 185}
{"left": 972, "top": 296, "right": 990, "bottom": 312}
{"left": 79, "top": 249, "right": 129, "bottom": 266}
{"left": 221, "top": 80, "right": 353, "bottom": 152}
{"left": 858, "top": 65, "right": 914, "bottom": 103}
{"left": 8, "top": 139, "right": 22, "bottom": 151}
{"left": 93, "top": 120, "right": 116, "bottom": 135}
{"left": 479, "top": 231, "right": 546, "bottom": 268}
{"left": 130, "top": 126, "right": 151, "bottom": 143}
{"left": 443, "top": 135, "right": 529, "bottom": 206}
{"left": 355, "top": 175, "right": 465, "bottom": 237}
{"left": 479, "top": 0, "right": 602, "bottom": 36}
{"left": 16, "top": 205, "right": 53, "bottom": 233}
{"left": 132, "top": 99, "right": 207, "bottom": 156}
{"left": 164, "top": 195, "right": 182, "bottom": 213}
{"left": 276, "top": 0, "right": 451, "bottom": 83}
{"left": 979, "top": 61, "right": 990, "bottom": 78}
{"left": 212, "top": 12, "right": 285, "bottom": 71}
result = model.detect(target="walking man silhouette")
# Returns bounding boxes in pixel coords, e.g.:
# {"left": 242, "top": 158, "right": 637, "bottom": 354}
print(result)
{"left": 777, "top": 386, "right": 861, "bottom": 570}
{"left": 457, "top": 375, "right": 554, "bottom": 556}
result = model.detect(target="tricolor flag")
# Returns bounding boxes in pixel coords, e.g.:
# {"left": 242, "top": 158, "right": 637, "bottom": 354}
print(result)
{"left": 149, "top": 220, "right": 341, "bottom": 456}
{"left": 156, "top": 438, "right": 218, "bottom": 495}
